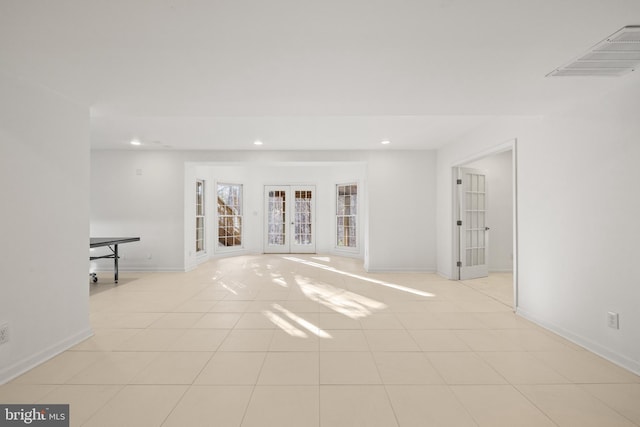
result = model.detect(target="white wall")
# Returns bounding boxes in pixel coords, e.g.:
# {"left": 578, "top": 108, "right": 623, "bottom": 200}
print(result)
{"left": 366, "top": 151, "right": 437, "bottom": 271}
{"left": 92, "top": 150, "right": 437, "bottom": 273}
{"left": 465, "top": 150, "right": 513, "bottom": 272}
{"left": 0, "top": 73, "right": 91, "bottom": 384}
{"left": 91, "top": 151, "right": 185, "bottom": 271}
{"left": 436, "top": 75, "right": 640, "bottom": 375}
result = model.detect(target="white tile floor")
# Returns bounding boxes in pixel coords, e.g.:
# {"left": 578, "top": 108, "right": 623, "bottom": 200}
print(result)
{"left": 2, "top": 254, "right": 639, "bottom": 426}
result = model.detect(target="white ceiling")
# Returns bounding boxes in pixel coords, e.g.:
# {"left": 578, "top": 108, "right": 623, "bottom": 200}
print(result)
{"left": 2, "top": 0, "right": 640, "bottom": 150}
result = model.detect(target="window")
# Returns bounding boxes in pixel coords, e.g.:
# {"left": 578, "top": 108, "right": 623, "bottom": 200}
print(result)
{"left": 336, "top": 183, "right": 357, "bottom": 248}
{"left": 196, "top": 180, "right": 205, "bottom": 253}
{"left": 217, "top": 183, "right": 243, "bottom": 248}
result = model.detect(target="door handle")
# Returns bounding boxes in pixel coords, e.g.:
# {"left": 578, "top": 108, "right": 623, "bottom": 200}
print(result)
{"left": 485, "top": 227, "right": 490, "bottom": 231}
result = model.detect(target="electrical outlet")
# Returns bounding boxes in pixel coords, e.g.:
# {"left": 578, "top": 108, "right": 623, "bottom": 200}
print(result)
{"left": 607, "top": 312, "right": 619, "bottom": 329}
{"left": 0, "top": 323, "right": 9, "bottom": 345}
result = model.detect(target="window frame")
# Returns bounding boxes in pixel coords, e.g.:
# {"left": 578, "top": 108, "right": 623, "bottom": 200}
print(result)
{"left": 195, "top": 180, "right": 206, "bottom": 254}
{"left": 216, "top": 182, "right": 244, "bottom": 252}
{"left": 335, "top": 182, "right": 358, "bottom": 251}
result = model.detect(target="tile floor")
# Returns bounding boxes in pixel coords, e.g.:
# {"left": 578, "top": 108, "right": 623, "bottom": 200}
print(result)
{"left": 2, "top": 255, "right": 639, "bottom": 426}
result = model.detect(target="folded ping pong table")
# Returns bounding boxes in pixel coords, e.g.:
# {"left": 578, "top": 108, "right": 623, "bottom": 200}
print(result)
{"left": 90, "top": 237, "right": 140, "bottom": 284}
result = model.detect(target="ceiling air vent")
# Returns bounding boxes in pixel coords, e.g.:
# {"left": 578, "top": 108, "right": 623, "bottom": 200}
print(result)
{"left": 547, "top": 25, "right": 640, "bottom": 77}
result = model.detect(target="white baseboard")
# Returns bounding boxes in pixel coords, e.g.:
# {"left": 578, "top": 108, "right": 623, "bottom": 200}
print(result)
{"left": 92, "top": 267, "right": 185, "bottom": 273}
{"left": 328, "top": 250, "right": 364, "bottom": 260}
{"left": 435, "top": 270, "right": 513, "bottom": 280}
{"left": 0, "top": 327, "right": 94, "bottom": 385}
{"left": 211, "top": 250, "right": 254, "bottom": 259}
{"left": 516, "top": 308, "right": 640, "bottom": 376}
{"left": 437, "top": 270, "right": 455, "bottom": 280}
{"left": 365, "top": 267, "right": 437, "bottom": 273}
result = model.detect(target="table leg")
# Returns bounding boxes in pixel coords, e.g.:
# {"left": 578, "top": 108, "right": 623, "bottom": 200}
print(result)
{"left": 114, "top": 244, "right": 119, "bottom": 284}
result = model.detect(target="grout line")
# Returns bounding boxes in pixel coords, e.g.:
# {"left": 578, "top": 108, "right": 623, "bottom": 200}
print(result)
{"left": 577, "top": 383, "right": 640, "bottom": 426}
{"left": 156, "top": 384, "right": 190, "bottom": 427}
{"left": 509, "top": 384, "right": 562, "bottom": 427}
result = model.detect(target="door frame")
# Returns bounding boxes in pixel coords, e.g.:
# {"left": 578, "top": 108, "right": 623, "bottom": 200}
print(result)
{"left": 451, "top": 139, "right": 519, "bottom": 310}
{"left": 263, "top": 184, "right": 317, "bottom": 254}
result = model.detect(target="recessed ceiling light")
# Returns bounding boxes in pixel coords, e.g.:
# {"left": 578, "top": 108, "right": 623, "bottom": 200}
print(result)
{"left": 381, "top": 140, "right": 391, "bottom": 145}
{"left": 130, "top": 139, "right": 142, "bottom": 146}
{"left": 254, "top": 140, "right": 263, "bottom": 146}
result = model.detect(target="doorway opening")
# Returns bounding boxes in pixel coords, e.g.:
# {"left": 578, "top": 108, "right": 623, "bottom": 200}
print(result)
{"left": 452, "top": 140, "right": 518, "bottom": 309}
{"left": 264, "top": 185, "right": 316, "bottom": 254}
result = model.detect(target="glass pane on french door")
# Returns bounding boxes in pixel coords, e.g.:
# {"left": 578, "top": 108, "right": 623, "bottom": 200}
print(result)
{"left": 295, "top": 190, "right": 313, "bottom": 245}
{"left": 458, "top": 168, "right": 489, "bottom": 280}
{"left": 267, "top": 190, "right": 287, "bottom": 247}
{"left": 264, "top": 185, "right": 315, "bottom": 253}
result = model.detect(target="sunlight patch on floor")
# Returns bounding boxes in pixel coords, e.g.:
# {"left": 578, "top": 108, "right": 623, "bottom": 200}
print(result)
{"left": 273, "top": 304, "right": 332, "bottom": 339}
{"left": 270, "top": 273, "right": 288, "bottom": 288}
{"left": 295, "top": 275, "right": 386, "bottom": 319}
{"left": 220, "top": 282, "right": 238, "bottom": 295}
{"left": 262, "top": 310, "right": 307, "bottom": 338}
{"left": 284, "top": 256, "right": 435, "bottom": 298}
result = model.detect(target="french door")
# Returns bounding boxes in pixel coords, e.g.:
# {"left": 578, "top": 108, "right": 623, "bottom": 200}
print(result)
{"left": 264, "top": 185, "right": 316, "bottom": 253}
{"left": 456, "top": 168, "right": 489, "bottom": 280}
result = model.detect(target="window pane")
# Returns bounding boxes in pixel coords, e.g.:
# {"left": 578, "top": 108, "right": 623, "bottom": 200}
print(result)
{"left": 336, "top": 183, "right": 357, "bottom": 248}
{"left": 195, "top": 180, "right": 205, "bottom": 253}
{"left": 217, "top": 183, "right": 243, "bottom": 248}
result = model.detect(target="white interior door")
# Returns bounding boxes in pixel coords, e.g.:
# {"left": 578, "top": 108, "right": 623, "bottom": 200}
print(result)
{"left": 264, "top": 185, "right": 316, "bottom": 253}
{"left": 457, "top": 168, "right": 489, "bottom": 280}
